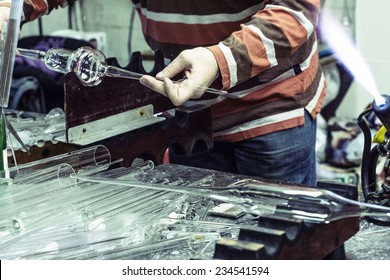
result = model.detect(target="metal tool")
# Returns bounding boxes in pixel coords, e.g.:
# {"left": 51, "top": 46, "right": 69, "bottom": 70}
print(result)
{"left": 0, "top": 0, "right": 24, "bottom": 177}
{"left": 0, "top": 0, "right": 23, "bottom": 107}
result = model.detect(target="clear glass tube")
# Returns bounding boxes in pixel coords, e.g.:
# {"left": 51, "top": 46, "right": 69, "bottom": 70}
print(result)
{"left": 17, "top": 48, "right": 73, "bottom": 74}
{"left": 129, "top": 160, "right": 155, "bottom": 181}
{"left": 7, "top": 144, "right": 111, "bottom": 179}
{"left": 68, "top": 190, "right": 185, "bottom": 233}
{"left": 0, "top": 165, "right": 125, "bottom": 237}
{"left": 95, "top": 235, "right": 195, "bottom": 260}
{"left": 0, "top": 164, "right": 77, "bottom": 210}
{"left": 0, "top": 225, "right": 128, "bottom": 259}
{"left": 0, "top": 187, "right": 192, "bottom": 258}
{"left": 0, "top": 199, "right": 83, "bottom": 244}
{"left": 70, "top": 159, "right": 154, "bottom": 183}
{"left": 17, "top": 46, "right": 228, "bottom": 95}
{"left": 11, "top": 163, "right": 74, "bottom": 185}
{"left": 73, "top": 174, "right": 390, "bottom": 224}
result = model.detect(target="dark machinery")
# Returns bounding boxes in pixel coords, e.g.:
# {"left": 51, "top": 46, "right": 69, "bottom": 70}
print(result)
{"left": 358, "top": 94, "right": 390, "bottom": 226}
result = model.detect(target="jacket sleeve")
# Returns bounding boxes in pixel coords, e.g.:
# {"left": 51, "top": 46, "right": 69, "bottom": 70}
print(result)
{"left": 207, "top": 0, "right": 321, "bottom": 90}
{"left": 22, "top": 0, "right": 76, "bottom": 23}
{"left": 0, "top": 0, "right": 11, "bottom": 8}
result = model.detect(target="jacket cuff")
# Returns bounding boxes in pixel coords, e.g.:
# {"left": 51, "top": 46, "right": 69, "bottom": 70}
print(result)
{"left": 207, "top": 45, "right": 231, "bottom": 90}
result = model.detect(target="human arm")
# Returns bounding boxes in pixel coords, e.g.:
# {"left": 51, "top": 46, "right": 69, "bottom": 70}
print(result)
{"left": 0, "top": 0, "right": 75, "bottom": 29}
{"left": 21, "top": 0, "right": 76, "bottom": 23}
{"left": 208, "top": 0, "right": 321, "bottom": 90}
{"left": 140, "top": 0, "right": 321, "bottom": 106}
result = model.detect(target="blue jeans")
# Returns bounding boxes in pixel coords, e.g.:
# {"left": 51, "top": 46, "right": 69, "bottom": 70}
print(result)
{"left": 169, "top": 110, "right": 317, "bottom": 187}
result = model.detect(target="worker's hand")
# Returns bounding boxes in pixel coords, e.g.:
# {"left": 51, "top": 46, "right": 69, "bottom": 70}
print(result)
{"left": 140, "top": 47, "right": 220, "bottom": 106}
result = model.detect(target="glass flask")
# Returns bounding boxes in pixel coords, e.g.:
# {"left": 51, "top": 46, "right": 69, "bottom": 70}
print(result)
{"left": 17, "top": 46, "right": 227, "bottom": 95}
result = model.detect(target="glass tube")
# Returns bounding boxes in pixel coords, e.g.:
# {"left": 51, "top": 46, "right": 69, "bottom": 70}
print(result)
{"left": 11, "top": 163, "right": 75, "bottom": 185}
{"left": 91, "top": 235, "right": 194, "bottom": 260}
{"left": 128, "top": 160, "right": 154, "bottom": 181}
{"left": 68, "top": 190, "right": 185, "bottom": 233}
{"left": 7, "top": 144, "right": 111, "bottom": 179}
{"left": 0, "top": 190, "right": 189, "bottom": 258}
{"left": 223, "top": 180, "right": 390, "bottom": 223}
{"left": 17, "top": 46, "right": 228, "bottom": 95}
{"left": 0, "top": 224, "right": 129, "bottom": 259}
{"left": 0, "top": 166, "right": 137, "bottom": 237}
{"left": 73, "top": 174, "right": 390, "bottom": 224}
{"left": 0, "top": 163, "right": 80, "bottom": 221}
{"left": 68, "top": 159, "right": 154, "bottom": 183}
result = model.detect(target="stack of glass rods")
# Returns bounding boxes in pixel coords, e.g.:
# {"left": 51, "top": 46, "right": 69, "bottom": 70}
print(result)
{"left": 0, "top": 145, "right": 235, "bottom": 260}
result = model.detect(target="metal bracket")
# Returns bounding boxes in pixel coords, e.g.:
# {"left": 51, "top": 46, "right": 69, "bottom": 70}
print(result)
{"left": 57, "top": 104, "right": 165, "bottom": 145}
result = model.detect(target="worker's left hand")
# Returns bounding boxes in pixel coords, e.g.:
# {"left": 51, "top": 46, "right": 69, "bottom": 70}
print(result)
{"left": 140, "top": 47, "right": 220, "bottom": 106}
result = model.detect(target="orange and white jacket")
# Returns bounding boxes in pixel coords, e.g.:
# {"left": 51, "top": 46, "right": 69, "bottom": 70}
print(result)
{"left": 133, "top": 0, "right": 326, "bottom": 142}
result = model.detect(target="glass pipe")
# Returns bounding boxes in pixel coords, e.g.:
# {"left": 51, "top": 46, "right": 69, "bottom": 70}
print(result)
{"left": 0, "top": 224, "right": 131, "bottom": 260}
{"left": 17, "top": 46, "right": 144, "bottom": 86}
{"left": 0, "top": 159, "right": 126, "bottom": 223}
{"left": 17, "top": 46, "right": 228, "bottom": 95}
{"left": 93, "top": 235, "right": 196, "bottom": 260}
{"left": 73, "top": 174, "right": 390, "bottom": 224}
{"left": 68, "top": 190, "right": 185, "bottom": 233}
{"left": 8, "top": 144, "right": 111, "bottom": 180}
{"left": 6, "top": 108, "right": 66, "bottom": 152}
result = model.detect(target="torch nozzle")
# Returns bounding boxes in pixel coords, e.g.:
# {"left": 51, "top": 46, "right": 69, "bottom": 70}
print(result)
{"left": 374, "top": 95, "right": 387, "bottom": 107}
{"left": 372, "top": 94, "right": 390, "bottom": 131}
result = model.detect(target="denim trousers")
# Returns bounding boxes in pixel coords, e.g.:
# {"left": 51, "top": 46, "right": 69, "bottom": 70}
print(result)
{"left": 169, "top": 110, "right": 317, "bottom": 187}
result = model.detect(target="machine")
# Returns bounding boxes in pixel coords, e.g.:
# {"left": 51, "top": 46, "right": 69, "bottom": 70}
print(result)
{"left": 358, "top": 94, "right": 390, "bottom": 226}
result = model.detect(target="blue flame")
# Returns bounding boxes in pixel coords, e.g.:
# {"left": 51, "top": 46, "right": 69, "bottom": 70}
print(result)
{"left": 319, "top": 10, "right": 385, "bottom": 106}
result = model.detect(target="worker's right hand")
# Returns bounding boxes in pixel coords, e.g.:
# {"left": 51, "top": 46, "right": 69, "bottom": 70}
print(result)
{"left": 140, "top": 47, "right": 220, "bottom": 107}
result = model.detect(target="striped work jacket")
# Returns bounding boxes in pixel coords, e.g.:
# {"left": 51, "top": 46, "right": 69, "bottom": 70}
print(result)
{"left": 132, "top": 0, "right": 326, "bottom": 142}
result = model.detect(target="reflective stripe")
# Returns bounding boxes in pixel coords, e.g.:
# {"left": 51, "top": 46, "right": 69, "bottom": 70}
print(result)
{"left": 247, "top": 24, "right": 277, "bottom": 67}
{"left": 217, "top": 42, "right": 238, "bottom": 88}
{"left": 136, "top": 4, "right": 263, "bottom": 24}
{"left": 305, "top": 73, "right": 326, "bottom": 114}
{"left": 265, "top": 4, "right": 314, "bottom": 39}
{"left": 43, "top": 0, "right": 49, "bottom": 14}
{"left": 213, "top": 108, "right": 305, "bottom": 138}
{"left": 227, "top": 42, "right": 318, "bottom": 99}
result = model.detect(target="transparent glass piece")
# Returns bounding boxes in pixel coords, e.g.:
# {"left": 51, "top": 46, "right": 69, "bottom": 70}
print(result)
{"left": 17, "top": 46, "right": 228, "bottom": 95}
{"left": 73, "top": 175, "right": 390, "bottom": 224}
{"left": 7, "top": 144, "right": 111, "bottom": 180}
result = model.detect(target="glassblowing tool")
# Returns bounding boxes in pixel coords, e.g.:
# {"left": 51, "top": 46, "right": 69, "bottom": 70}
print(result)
{"left": 0, "top": 0, "right": 23, "bottom": 107}
{"left": 0, "top": 0, "right": 24, "bottom": 177}
{"left": 17, "top": 46, "right": 227, "bottom": 95}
